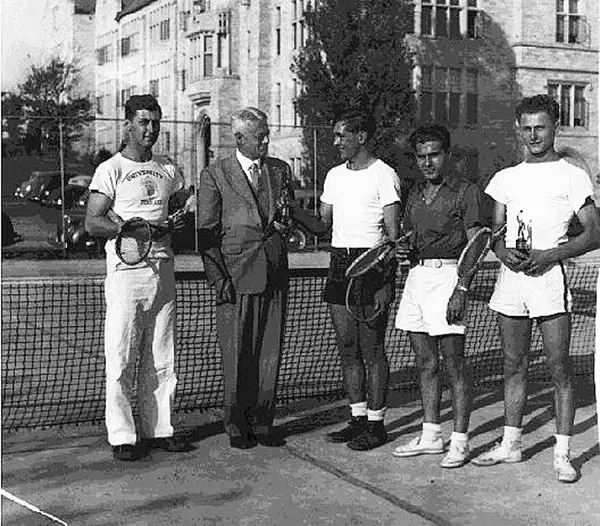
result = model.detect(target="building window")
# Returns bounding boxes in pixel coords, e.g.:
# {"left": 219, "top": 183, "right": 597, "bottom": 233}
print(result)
{"left": 160, "top": 19, "right": 170, "bottom": 41}
{"left": 276, "top": 7, "right": 281, "bottom": 55}
{"left": 548, "top": 83, "right": 587, "bottom": 127}
{"left": 121, "top": 87, "right": 133, "bottom": 104}
{"left": 419, "top": 66, "right": 478, "bottom": 126}
{"left": 97, "top": 45, "right": 111, "bottom": 65}
{"left": 96, "top": 96, "right": 104, "bottom": 115}
{"left": 293, "top": 78, "right": 299, "bottom": 127}
{"left": 276, "top": 82, "right": 282, "bottom": 130}
{"left": 217, "top": 12, "right": 229, "bottom": 69}
{"left": 121, "top": 36, "right": 132, "bottom": 57}
{"left": 556, "top": 0, "right": 581, "bottom": 44}
{"left": 180, "top": 69, "right": 187, "bottom": 91}
{"left": 465, "top": 68, "right": 478, "bottom": 125}
{"left": 149, "top": 79, "right": 159, "bottom": 98}
{"left": 292, "top": 0, "right": 305, "bottom": 49}
{"left": 418, "top": 0, "right": 480, "bottom": 39}
{"left": 203, "top": 35, "right": 213, "bottom": 77}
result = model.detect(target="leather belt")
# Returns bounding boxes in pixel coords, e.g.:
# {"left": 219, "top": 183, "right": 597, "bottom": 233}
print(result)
{"left": 412, "top": 258, "right": 458, "bottom": 269}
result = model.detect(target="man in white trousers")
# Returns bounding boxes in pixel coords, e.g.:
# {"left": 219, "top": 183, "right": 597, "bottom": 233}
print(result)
{"left": 86, "top": 94, "right": 193, "bottom": 460}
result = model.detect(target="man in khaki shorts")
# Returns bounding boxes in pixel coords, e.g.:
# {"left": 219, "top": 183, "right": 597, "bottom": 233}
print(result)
{"left": 472, "top": 94, "right": 600, "bottom": 482}
{"left": 392, "top": 125, "right": 483, "bottom": 468}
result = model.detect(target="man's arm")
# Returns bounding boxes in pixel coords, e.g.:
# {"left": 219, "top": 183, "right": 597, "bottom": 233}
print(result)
{"left": 523, "top": 198, "right": 600, "bottom": 276}
{"left": 85, "top": 191, "right": 123, "bottom": 238}
{"left": 319, "top": 201, "right": 333, "bottom": 232}
{"left": 383, "top": 202, "right": 400, "bottom": 242}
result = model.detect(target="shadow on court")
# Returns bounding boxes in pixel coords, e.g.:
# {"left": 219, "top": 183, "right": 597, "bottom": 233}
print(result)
{"left": 2, "top": 380, "right": 599, "bottom": 526}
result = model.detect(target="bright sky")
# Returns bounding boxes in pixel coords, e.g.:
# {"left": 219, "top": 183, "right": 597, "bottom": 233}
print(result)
{"left": 1, "top": 0, "right": 47, "bottom": 91}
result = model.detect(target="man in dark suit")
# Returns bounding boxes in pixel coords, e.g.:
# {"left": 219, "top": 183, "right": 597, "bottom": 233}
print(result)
{"left": 196, "top": 107, "right": 293, "bottom": 449}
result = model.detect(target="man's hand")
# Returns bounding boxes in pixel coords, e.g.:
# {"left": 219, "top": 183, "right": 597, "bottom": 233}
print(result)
{"left": 520, "top": 249, "right": 555, "bottom": 277}
{"left": 374, "top": 282, "right": 395, "bottom": 312}
{"left": 215, "top": 277, "right": 236, "bottom": 305}
{"left": 446, "top": 289, "right": 467, "bottom": 325}
{"left": 495, "top": 246, "right": 529, "bottom": 273}
{"left": 167, "top": 208, "right": 190, "bottom": 232}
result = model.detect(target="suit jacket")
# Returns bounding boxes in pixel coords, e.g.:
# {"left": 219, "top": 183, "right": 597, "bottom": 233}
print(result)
{"left": 196, "top": 154, "right": 294, "bottom": 294}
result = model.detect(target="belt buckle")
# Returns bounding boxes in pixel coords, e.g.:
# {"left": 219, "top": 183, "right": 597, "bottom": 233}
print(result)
{"left": 433, "top": 259, "right": 442, "bottom": 269}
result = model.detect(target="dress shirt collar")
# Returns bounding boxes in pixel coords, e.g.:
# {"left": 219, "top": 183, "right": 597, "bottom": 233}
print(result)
{"left": 236, "top": 149, "right": 261, "bottom": 176}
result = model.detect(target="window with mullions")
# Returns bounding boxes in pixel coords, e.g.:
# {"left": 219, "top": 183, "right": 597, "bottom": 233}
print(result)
{"left": 556, "top": 0, "right": 581, "bottom": 44}
{"left": 548, "top": 83, "right": 587, "bottom": 127}
{"left": 421, "top": 0, "right": 461, "bottom": 38}
{"left": 420, "top": 0, "right": 480, "bottom": 39}
{"left": 419, "top": 66, "right": 478, "bottom": 127}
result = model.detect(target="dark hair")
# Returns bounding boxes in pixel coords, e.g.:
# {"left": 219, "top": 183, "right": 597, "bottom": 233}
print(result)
{"left": 124, "top": 94, "right": 162, "bottom": 121}
{"left": 409, "top": 124, "right": 451, "bottom": 152}
{"left": 515, "top": 94, "right": 560, "bottom": 123}
{"left": 335, "top": 109, "right": 377, "bottom": 141}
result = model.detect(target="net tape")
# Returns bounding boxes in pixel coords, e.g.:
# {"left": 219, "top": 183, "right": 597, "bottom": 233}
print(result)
{"left": 2, "top": 261, "right": 597, "bottom": 430}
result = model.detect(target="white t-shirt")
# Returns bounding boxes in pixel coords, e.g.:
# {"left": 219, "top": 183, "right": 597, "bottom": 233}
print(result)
{"left": 90, "top": 152, "right": 185, "bottom": 262}
{"left": 320, "top": 158, "right": 400, "bottom": 248}
{"left": 485, "top": 159, "right": 593, "bottom": 250}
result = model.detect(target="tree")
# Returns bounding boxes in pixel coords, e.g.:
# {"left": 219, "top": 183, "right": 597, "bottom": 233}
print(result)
{"left": 292, "top": 0, "right": 417, "bottom": 187}
{"left": 17, "top": 57, "right": 92, "bottom": 156}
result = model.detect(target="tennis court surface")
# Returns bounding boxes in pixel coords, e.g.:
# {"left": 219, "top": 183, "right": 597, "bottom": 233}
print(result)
{"left": 2, "top": 253, "right": 599, "bottom": 525}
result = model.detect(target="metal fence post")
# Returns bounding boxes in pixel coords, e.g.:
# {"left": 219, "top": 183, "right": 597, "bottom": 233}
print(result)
{"left": 58, "top": 119, "right": 67, "bottom": 258}
{"left": 313, "top": 126, "right": 318, "bottom": 251}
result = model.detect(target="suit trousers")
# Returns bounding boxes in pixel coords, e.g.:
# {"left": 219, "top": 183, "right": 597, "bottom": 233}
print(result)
{"left": 216, "top": 286, "right": 286, "bottom": 437}
{"left": 104, "top": 259, "right": 177, "bottom": 446}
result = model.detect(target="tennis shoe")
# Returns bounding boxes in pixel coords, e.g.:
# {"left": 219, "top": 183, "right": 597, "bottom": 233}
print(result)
{"left": 392, "top": 436, "right": 444, "bottom": 458}
{"left": 347, "top": 421, "right": 388, "bottom": 451}
{"left": 554, "top": 451, "right": 577, "bottom": 483}
{"left": 112, "top": 444, "right": 146, "bottom": 461}
{"left": 440, "top": 441, "right": 469, "bottom": 468}
{"left": 326, "top": 416, "right": 367, "bottom": 443}
{"left": 472, "top": 441, "right": 522, "bottom": 466}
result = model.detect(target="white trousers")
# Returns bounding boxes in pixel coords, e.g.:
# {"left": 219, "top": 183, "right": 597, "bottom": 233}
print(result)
{"left": 104, "top": 259, "right": 177, "bottom": 446}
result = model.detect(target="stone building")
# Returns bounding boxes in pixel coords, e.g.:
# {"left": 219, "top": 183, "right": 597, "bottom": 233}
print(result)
{"left": 93, "top": 0, "right": 598, "bottom": 190}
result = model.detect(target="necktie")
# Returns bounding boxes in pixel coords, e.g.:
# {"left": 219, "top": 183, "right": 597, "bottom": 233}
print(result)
{"left": 249, "top": 162, "right": 260, "bottom": 191}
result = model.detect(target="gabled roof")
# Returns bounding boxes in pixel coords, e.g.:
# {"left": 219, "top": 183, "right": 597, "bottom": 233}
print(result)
{"left": 74, "top": 0, "right": 96, "bottom": 15}
{"left": 115, "top": 0, "right": 158, "bottom": 22}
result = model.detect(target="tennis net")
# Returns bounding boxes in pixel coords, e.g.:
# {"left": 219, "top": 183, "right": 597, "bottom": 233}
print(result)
{"left": 2, "top": 260, "right": 597, "bottom": 431}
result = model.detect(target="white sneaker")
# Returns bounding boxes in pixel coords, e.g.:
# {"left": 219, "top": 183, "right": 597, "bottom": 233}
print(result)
{"left": 554, "top": 451, "right": 577, "bottom": 483}
{"left": 471, "top": 441, "right": 522, "bottom": 466}
{"left": 392, "top": 436, "right": 444, "bottom": 458}
{"left": 440, "top": 441, "right": 469, "bottom": 468}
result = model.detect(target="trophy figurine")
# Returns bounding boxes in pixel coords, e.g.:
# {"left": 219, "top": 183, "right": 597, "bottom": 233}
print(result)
{"left": 516, "top": 210, "right": 530, "bottom": 254}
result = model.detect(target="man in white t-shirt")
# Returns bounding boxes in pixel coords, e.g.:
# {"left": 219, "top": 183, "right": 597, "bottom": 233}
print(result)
{"left": 472, "top": 94, "right": 600, "bottom": 482}
{"left": 86, "top": 95, "right": 194, "bottom": 461}
{"left": 320, "top": 109, "right": 401, "bottom": 451}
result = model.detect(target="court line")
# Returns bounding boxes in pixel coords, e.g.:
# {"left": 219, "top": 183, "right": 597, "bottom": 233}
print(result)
{"left": 285, "top": 445, "right": 451, "bottom": 526}
{"left": 1, "top": 488, "right": 68, "bottom": 525}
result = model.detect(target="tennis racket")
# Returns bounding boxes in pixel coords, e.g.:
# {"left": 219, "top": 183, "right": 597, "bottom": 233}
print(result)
{"left": 456, "top": 224, "right": 507, "bottom": 282}
{"left": 114, "top": 208, "right": 188, "bottom": 266}
{"left": 344, "top": 233, "right": 411, "bottom": 322}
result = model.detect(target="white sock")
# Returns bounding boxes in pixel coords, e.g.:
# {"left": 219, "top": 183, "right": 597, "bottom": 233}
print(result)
{"left": 350, "top": 401, "right": 368, "bottom": 418}
{"left": 450, "top": 431, "right": 468, "bottom": 445}
{"left": 422, "top": 422, "right": 442, "bottom": 442}
{"left": 502, "top": 426, "right": 522, "bottom": 445}
{"left": 367, "top": 407, "right": 386, "bottom": 421}
{"left": 554, "top": 434, "right": 571, "bottom": 454}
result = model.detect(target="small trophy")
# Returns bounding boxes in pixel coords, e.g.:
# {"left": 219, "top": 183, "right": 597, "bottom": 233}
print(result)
{"left": 516, "top": 210, "right": 530, "bottom": 254}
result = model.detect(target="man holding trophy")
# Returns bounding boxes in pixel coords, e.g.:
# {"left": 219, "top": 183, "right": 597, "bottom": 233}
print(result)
{"left": 472, "top": 95, "right": 600, "bottom": 482}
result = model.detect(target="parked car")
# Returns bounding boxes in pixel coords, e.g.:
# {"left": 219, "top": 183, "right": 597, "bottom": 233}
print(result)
{"left": 39, "top": 172, "right": 88, "bottom": 205}
{"left": 67, "top": 174, "right": 92, "bottom": 188}
{"left": 46, "top": 184, "right": 89, "bottom": 210}
{"left": 14, "top": 171, "right": 82, "bottom": 202}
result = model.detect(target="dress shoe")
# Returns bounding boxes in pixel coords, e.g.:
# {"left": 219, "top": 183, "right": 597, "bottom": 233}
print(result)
{"left": 144, "top": 436, "right": 194, "bottom": 452}
{"left": 255, "top": 431, "right": 286, "bottom": 447}
{"left": 112, "top": 444, "right": 146, "bottom": 461}
{"left": 230, "top": 434, "right": 257, "bottom": 450}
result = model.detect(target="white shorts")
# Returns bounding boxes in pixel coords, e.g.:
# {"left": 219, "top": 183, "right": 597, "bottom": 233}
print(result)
{"left": 394, "top": 264, "right": 465, "bottom": 336}
{"left": 489, "top": 263, "right": 572, "bottom": 318}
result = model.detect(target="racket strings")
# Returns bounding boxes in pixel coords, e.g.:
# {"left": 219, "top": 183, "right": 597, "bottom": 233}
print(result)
{"left": 117, "top": 220, "right": 152, "bottom": 265}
